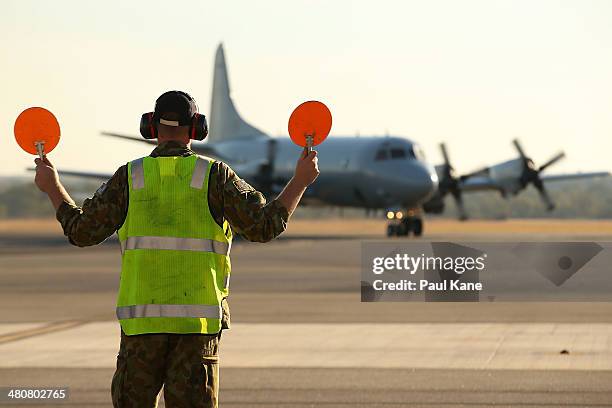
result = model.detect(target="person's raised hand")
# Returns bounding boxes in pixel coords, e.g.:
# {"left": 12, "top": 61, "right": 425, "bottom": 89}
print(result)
{"left": 34, "top": 155, "right": 59, "bottom": 193}
{"left": 294, "top": 150, "right": 320, "bottom": 187}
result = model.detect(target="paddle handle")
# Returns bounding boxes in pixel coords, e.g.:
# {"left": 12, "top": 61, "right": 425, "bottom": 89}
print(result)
{"left": 35, "top": 141, "right": 45, "bottom": 160}
{"left": 304, "top": 134, "right": 313, "bottom": 155}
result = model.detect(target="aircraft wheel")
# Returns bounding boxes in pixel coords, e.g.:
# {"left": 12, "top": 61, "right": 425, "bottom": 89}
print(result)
{"left": 398, "top": 219, "right": 411, "bottom": 237}
{"left": 413, "top": 218, "right": 423, "bottom": 237}
{"left": 386, "top": 224, "right": 396, "bottom": 237}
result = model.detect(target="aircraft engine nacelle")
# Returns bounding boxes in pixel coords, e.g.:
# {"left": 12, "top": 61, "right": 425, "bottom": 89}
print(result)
{"left": 422, "top": 193, "right": 445, "bottom": 214}
{"left": 488, "top": 158, "right": 525, "bottom": 194}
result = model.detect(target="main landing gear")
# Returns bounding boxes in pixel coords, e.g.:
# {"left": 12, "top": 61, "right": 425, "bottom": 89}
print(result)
{"left": 386, "top": 209, "right": 423, "bottom": 237}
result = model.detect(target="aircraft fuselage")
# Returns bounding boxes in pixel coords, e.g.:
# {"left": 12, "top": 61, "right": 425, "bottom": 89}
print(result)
{"left": 194, "top": 135, "right": 439, "bottom": 210}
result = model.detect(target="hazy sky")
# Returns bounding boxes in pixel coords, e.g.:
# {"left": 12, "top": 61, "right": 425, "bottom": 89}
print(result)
{"left": 2, "top": 0, "right": 612, "bottom": 177}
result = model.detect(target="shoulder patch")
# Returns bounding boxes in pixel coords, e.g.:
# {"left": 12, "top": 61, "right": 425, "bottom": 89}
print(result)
{"left": 233, "top": 178, "right": 254, "bottom": 193}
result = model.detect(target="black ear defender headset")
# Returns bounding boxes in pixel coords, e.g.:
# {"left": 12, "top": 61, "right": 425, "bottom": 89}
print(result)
{"left": 139, "top": 90, "right": 208, "bottom": 141}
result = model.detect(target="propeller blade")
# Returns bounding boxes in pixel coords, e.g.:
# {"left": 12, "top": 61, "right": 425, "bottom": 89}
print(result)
{"left": 439, "top": 143, "right": 450, "bottom": 166}
{"left": 534, "top": 179, "right": 555, "bottom": 211}
{"left": 538, "top": 152, "right": 565, "bottom": 172}
{"left": 451, "top": 190, "right": 468, "bottom": 220}
{"left": 513, "top": 139, "right": 526, "bottom": 158}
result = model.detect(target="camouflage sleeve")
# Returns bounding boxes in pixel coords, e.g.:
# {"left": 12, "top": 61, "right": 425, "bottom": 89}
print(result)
{"left": 56, "top": 165, "right": 128, "bottom": 247}
{"left": 208, "top": 161, "right": 289, "bottom": 243}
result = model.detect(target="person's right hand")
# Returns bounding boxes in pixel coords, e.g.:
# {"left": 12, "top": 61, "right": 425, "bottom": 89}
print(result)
{"left": 293, "top": 150, "right": 320, "bottom": 187}
{"left": 34, "top": 155, "right": 60, "bottom": 194}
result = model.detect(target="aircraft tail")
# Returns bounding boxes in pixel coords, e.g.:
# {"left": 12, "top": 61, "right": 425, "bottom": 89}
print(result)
{"left": 208, "top": 44, "right": 267, "bottom": 142}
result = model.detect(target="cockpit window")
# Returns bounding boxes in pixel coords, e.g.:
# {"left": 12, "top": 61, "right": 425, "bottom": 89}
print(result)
{"left": 390, "top": 148, "right": 406, "bottom": 159}
{"left": 375, "top": 149, "right": 388, "bottom": 160}
{"left": 412, "top": 144, "right": 425, "bottom": 160}
{"left": 375, "top": 143, "right": 421, "bottom": 161}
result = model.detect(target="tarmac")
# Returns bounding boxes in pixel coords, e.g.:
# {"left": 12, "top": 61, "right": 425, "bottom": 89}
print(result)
{"left": 1, "top": 218, "right": 611, "bottom": 407}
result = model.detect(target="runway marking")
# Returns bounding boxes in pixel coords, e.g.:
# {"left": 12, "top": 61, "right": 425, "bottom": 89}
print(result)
{"left": 483, "top": 328, "right": 508, "bottom": 366}
{"left": 0, "top": 323, "right": 44, "bottom": 337}
{"left": 0, "top": 320, "right": 84, "bottom": 345}
{"left": 0, "top": 322, "right": 611, "bottom": 370}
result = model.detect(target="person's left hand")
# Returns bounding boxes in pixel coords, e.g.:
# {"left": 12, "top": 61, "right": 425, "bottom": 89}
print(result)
{"left": 34, "top": 156, "right": 59, "bottom": 193}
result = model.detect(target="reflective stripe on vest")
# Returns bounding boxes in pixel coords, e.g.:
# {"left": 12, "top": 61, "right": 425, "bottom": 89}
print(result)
{"left": 131, "top": 158, "right": 145, "bottom": 190}
{"left": 120, "top": 236, "right": 230, "bottom": 256}
{"left": 191, "top": 157, "right": 208, "bottom": 189}
{"left": 116, "top": 304, "right": 222, "bottom": 319}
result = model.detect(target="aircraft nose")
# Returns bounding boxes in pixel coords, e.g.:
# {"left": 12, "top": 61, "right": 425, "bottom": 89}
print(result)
{"left": 410, "top": 162, "right": 438, "bottom": 201}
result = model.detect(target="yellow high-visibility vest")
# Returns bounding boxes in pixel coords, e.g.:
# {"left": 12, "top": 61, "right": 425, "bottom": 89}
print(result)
{"left": 117, "top": 155, "right": 232, "bottom": 335}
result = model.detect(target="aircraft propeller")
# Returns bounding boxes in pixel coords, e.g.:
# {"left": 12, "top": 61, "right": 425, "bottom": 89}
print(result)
{"left": 513, "top": 139, "right": 565, "bottom": 211}
{"left": 438, "top": 143, "right": 468, "bottom": 220}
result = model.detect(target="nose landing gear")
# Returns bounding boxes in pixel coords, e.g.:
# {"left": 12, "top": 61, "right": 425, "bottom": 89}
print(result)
{"left": 386, "top": 209, "right": 424, "bottom": 237}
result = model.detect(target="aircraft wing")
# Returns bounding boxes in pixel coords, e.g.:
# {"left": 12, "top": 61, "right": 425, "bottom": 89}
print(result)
{"left": 458, "top": 171, "right": 609, "bottom": 193}
{"left": 101, "top": 132, "right": 228, "bottom": 161}
{"left": 26, "top": 167, "right": 114, "bottom": 182}
{"left": 459, "top": 176, "right": 501, "bottom": 192}
{"left": 100, "top": 131, "right": 157, "bottom": 146}
{"left": 540, "top": 172, "right": 610, "bottom": 183}
{"left": 57, "top": 169, "right": 114, "bottom": 180}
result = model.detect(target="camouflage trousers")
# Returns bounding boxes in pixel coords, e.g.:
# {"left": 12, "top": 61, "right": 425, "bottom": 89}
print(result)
{"left": 111, "top": 329, "right": 221, "bottom": 408}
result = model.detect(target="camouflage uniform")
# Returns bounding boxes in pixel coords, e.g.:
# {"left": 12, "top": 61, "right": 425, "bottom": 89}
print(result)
{"left": 111, "top": 330, "right": 221, "bottom": 408}
{"left": 56, "top": 141, "right": 289, "bottom": 407}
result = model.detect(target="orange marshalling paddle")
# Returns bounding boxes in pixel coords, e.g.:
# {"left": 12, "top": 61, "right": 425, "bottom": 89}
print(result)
{"left": 288, "top": 101, "right": 332, "bottom": 154}
{"left": 14, "top": 107, "right": 61, "bottom": 159}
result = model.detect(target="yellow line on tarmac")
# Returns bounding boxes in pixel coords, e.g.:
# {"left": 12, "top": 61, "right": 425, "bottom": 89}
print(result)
{"left": 0, "top": 320, "right": 85, "bottom": 345}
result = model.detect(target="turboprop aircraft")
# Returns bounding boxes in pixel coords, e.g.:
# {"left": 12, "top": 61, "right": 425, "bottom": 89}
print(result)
{"left": 52, "top": 43, "right": 609, "bottom": 237}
